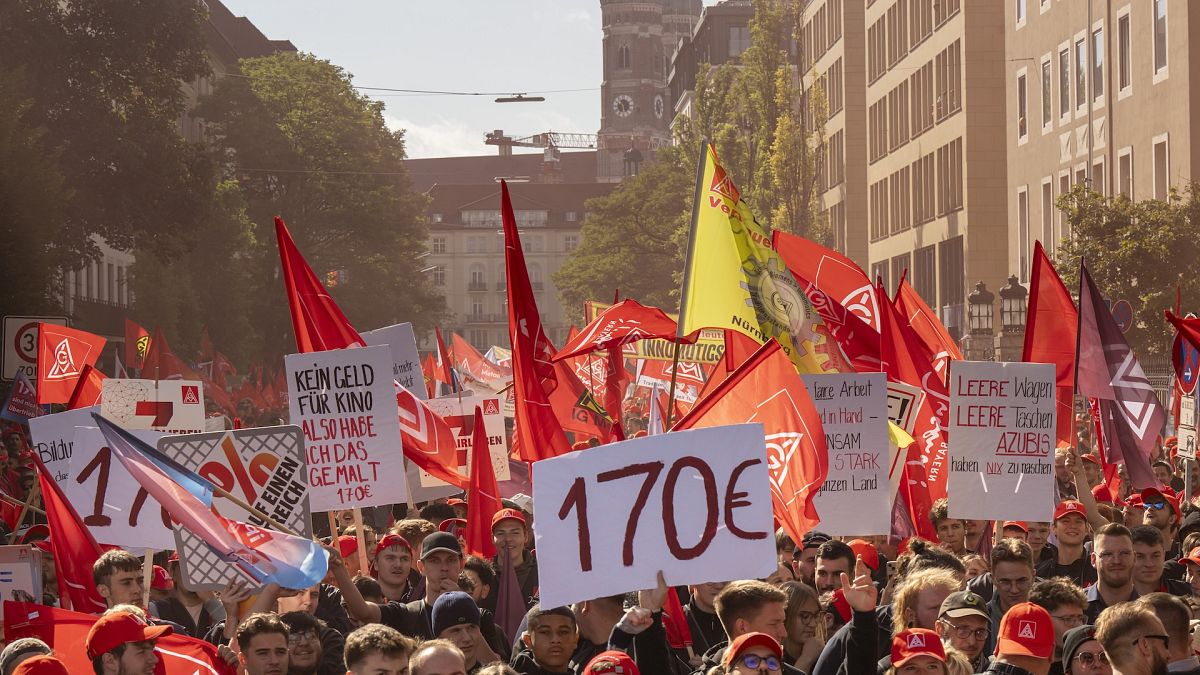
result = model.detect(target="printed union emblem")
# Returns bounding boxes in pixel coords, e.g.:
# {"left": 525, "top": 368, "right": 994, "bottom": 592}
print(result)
{"left": 182, "top": 385, "right": 200, "bottom": 405}
{"left": 46, "top": 338, "right": 78, "bottom": 380}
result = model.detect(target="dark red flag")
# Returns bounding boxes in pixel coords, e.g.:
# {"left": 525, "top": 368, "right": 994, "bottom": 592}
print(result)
{"left": 675, "top": 340, "right": 828, "bottom": 542}
{"left": 465, "top": 407, "right": 500, "bottom": 560}
{"left": 553, "top": 299, "right": 699, "bottom": 361}
{"left": 773, "top": 231, "right": 882, "bottom": 331}
{"left": 124, "top": 319, "right": 151, "bottom": 368}
{"left": 1076, "top": 264, "right": 1165, "bottom": 490}
{"left": 896, "top": 278, "right": 962, "bottom": 381}
{"left": 1166, "top": 311, "right": 1200, "bottom": 353}
{"left": 275, "top": 216, "right": 365, "bottom": 353}
{"left": 35, "top": 324, "right": 105, "bottom": 405}
{"left": 140, "top": 328, "right": 203, "bottom": 381}
{"left": 32, "top": 454, "right": 107, "bottom": 613}
{"left": 1022, "top": 242, "right": 1078, "bottom": 448}
{"left": 501, "top": 181, "right": 570, "bottom": 461}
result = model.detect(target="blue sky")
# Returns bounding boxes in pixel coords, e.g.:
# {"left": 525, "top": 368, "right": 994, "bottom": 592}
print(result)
{"left": 220, "top": 1, "right": 719, "bottom": 158}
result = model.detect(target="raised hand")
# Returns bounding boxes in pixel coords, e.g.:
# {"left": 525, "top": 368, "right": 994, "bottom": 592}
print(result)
{"left": 839, "top": 555, "right": 877, "bottom": 613}
{"left": 638, "top": 570, "right": 669, "bottom": 613}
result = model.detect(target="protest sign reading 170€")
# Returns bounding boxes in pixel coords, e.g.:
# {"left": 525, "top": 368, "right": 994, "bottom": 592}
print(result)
{"left": 533, "top": 424, "right": 776, "bottom": 609}
{"left": 285, "top": 346, "right": 407, "bottom": 511}
{"left": 948, "top": 361, "right": 1056, "bottom": 522}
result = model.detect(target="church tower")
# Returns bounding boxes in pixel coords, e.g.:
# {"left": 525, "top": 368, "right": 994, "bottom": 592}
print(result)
{"left": 597, "top": 0, "right": 701, "bottom": 183}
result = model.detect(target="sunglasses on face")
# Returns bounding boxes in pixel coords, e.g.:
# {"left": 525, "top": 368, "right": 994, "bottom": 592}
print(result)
{"left": 1145, "top": 500, "right": 1169, "bottom": 510}
{"left": 734, "top": 654, "right": 781, "bottom": 671}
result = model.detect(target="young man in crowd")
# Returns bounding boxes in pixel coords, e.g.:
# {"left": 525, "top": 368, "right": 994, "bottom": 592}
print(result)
{"left": 373, "top": 535, "right": 419, "bottom": 603}
{"left": 1140, "top": 487, "right": 1182, "bottom": 560}
{"left": 344, "top": 624, "right": 415, "bottom": 675}
{"left": 930, "top": 499, "right": 968, "bottom": 556}
{"left": 684, "top": 580, "right": 729, "bottom": 658}
{"left": 1059, "top": 625, "right": 1109, "bottom": 675}
{"left": 1087, "top": 524, "right": 1138, "bottom": 623}
{"left": 93, "top": 550, "right": 147, "bottom": 611}
{"left": 790, "top": 532, "right": 829, "bottom": 586}
{"left": 1001, "top": 522, "right": 1029, "bottom": 542}
{"left": 1027, "top": 521, "right": 1055, "bottom": 564}
{"left": 699, "top": 580, "right": 800, "bottom": 674}
{"left": 1130, "top": 525, "right": 1190, "bottom": 597}
{"left": 411, "top": 639, "right": 467, "bottom": 675}
{"left": 1137, "top": 593, "right": 1200, "bottom": 674}
{"left": 1029, "top": 577, "right": 1088, "bottom": 675}
{"left": 1037, "top": 501, "right": 1098, "bottom": 587}
{"left": 986, "top": 603, "right": 1054, "bottom": 675}
{"left": 935, "top": 591, "right": 992, "bottom": 673}
{"left": 987, "top": 540, "right": 1037, "bottom": 647}
{"left": 814, "top": 541, "right": 855, "bottom": 595}
{"left": 484, "top": 509, "right": 538, "bottom": 612}
{"left": 280, "top": 611, "right": 345, "bottom": 675}
{"left": 1094, "top": 602, "right": 1171, "bottom": 675}
{"left": 461, "top": 557, "right": 495, "bottom": 607}
{"left": 431, "top": 592, "right": 499, "bottom": 673}
{"left": 236, "top": 612, "right": 290, "bottom": 675}
{"left": 874, "top": 568, "right": 963, "bottom": 673}
{"left": 516, "top": 605, "right": 578, "bottom": 675}
{"left": 85, "top": 609, "right": 172, "bottom": 675}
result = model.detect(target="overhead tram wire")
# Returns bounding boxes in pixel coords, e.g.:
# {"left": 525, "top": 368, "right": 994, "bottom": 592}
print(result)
{"left": 219, "top": 72, "right": 597, "bottom": 98}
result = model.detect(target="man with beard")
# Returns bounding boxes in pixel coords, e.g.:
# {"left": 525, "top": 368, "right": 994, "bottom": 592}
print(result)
{"left": 935, "top": 591, "right": 991, "bottom": 673}
{"left": 814, "top": 541, "right": 855, "bottom": 595}
{"left": 1141, "top": 488, "right": 1182, "bottom": 560}
{"left": 1136, "top": 594, "right": 1200, "bottom": 674}
{"left": 1095, "top": 602, "right": 1170, "bottom": 675}
{"left": 280, "top": 612, "right": 344, "bottom": 675}
{"left": 791, "top": 533, "right": 830, "bottom": 586}
{"left": 85, "top": 609, "right": 172, "bottom": 675}
{"left": 1087, "top": 524, "right": 1138, "bottom": 624}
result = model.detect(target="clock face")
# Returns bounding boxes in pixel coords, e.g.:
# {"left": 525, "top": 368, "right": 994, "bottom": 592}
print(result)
{"left": 613, "top": 94, "right": 634, "bottom": 117}
{"left": 654, "top": 94, "right": 665, "bottom": 119}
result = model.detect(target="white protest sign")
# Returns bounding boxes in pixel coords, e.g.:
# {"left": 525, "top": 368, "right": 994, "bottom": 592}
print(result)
{"left": 362, "top": 322, "right": 425, "bottom": 400}
{"left": 1179, "top": 393, "right": 1197, "bottom": 462}
{"left": 886, "top": 380, "right": 923, "bottom": 434}
{"left": 801, "top": 373, "right": 889, "bottom": 535}
{"left": 948, "top": 361, "right": 1057, "bottom": 521}
{"left": 67, "top": 426, "right": 175, "bottom": 549}
{"left": 100, "top": 379, "right": 206, "bottom": 433}
{"left": 29, "top": 406, "right": 97, "bottom": 481}
{"left": 158, "top": 426, "right": 311, "bottom": 591}
{"left": 0, "top": 546, "right": 42, "bottom": 619}
{"left": 286, "top": 345, "right": 407, "bottom": 511}
{"left": 421, "top": 394, "right": 509, "bottom": 487}
{"left": 533, "top": 424, "right": 776, "bottom": 608}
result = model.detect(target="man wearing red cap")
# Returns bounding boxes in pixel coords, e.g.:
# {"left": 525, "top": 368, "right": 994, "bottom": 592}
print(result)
{"left": 584, "top": 649, "right": 639, "bottom": 675}
{"left": 1037, "top": 501, "right": 1098, "bottom": 587}
{"left": 1140, "top": 487, "right": 1182, "bottom": 560}
{"left": 985, "top": 602, "right": 1055, "bottom": 675}
{"left": 85, "top": 609, "right": 172, "bottom": 675}
{"left": 890, "top": 628, "right": 948, "bottom": 674}
{"left": 371, "top": 534, "right": 419, "bottom": 603}
{"left": 483, "top": 508, "right": 538, "bottom": 612}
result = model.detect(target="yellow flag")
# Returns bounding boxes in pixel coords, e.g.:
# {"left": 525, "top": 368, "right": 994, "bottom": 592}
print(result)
{"left": 679, "top": 144, "right": 840, "bottom": 374}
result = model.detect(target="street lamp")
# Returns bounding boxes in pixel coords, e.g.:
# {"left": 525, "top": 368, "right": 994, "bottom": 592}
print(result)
{"left": 964, "top": 281, "right": 996, "bottom": 361}
{"left": 999, "top": 275, "right": 1029, "bottom": 332}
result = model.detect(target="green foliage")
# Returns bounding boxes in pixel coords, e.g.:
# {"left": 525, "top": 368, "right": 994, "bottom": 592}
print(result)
{"left": 1055, "top": 183, "right": 1200, "bottom": 357}
{"left": 195, "top": 52, "right": 444, "bottom": 359}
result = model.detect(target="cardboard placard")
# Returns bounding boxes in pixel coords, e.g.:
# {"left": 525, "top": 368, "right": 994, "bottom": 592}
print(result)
{"left": 533, "top": 424, "right": 775, "bottom": 608}
{"left": 0, "top": 372, "right": 42, "bottom": 423}
{"left": 0, "top": 546, "right": 42, "bottom": 621}
{"left": 361, "top": 322, "right": 425, "bottom": 400}
{"left": 29, "top": 406, "right": 100, "bottom": 481}
{"left": 948, "top": 361, "right": 1057, "bottom": 521}
{"left": 802, "top": 373, "right": 890, "bottom": 535}
{"left": 286, "top": 346, "right": 407, "bottom": 511}
{"left": 421, "top": 394, "right": 509, "bottom": 487}
{"left": 158, "top": 426, "right": 312, "bottom": 591}
{"left": 886, "top": 380, "right": 923, "bottom": 434}
{"left": 1178, "top": 393, "right": 1197, "bottom": 462}
{"left": 100, "top": 379, "right": 206, "bottom": 433}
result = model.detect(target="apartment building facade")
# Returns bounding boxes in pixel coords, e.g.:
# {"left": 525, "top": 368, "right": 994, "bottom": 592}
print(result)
{"left": 1006, "top": 0, "right": 1195, "bottom": 279}
{"left": 862, "top": 0, "right": 1009, "bottom": 339}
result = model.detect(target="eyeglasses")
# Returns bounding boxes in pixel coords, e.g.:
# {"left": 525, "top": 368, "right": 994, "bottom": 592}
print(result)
{"left": 1134, "top": 634, "right": 1169, "bottom": 649}
{"left": 1073, "top": 650, "right": 1109, "bottom": 667}
{"left": 735, "top": 654, "right": 781, "bottom": 671}
{"left": 287, "top": 631, "right": 318, "bottom": 645}
{"left": 795, "top": 611, "right": 820, "bottom": 625}
{"left": 941, "top": 620, "right": 989, "bottom": 641}
{"left": 1050, "top": 613, "right": 1086, "bottom": 627}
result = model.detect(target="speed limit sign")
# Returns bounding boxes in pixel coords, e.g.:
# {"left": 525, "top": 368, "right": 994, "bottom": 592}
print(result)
{"left": 2, "top": 316, "right": 67, "bottom": 382}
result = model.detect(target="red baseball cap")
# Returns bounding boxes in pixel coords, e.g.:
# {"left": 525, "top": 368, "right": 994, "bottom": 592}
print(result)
{"left": 584, "top": 650, "right": 640, "bottom": 674}
{"left": 1141, "top": 487, "right": 1181, "bottom": 522}
{"left": 1091, "top": 484, "right": 1115, "bottom": 504}
{"left": 723, "top": 632, "right": 783, "bottom": 667}
{"left": 337, "top": 535, "right": 359, "bottom": 559}
{"left": 1180, "top": 546, "right": 1200, "bottom": 567}
{"left": 1081, "top": 454, "right": 1101, "bottom": 465}
{"left": 995, "top": 602, "right": 1055, "bottom": 659}
{"left": 150, "top": 565, "right": 172, "bottom": 591}
{"left": 892, "top": 628, "right": 946, "bottom": 668}
{"left": 447, "top": 498, "right": 466, "bottom": 507}
{"left": 1127, "top": 494, "right": 1144, "bottom": 507}
{"left": 374, "top": 534, "right": 412, "bottom": 558}
{"left": 12, "top": 656, "right": 69, "bottom": 675}
{"left": 1053, "top": 500, "right": 1087, "bottom": 522}
{"left": 491, "top": 508, "right": 527, "bottom": 530}
{"left": 1001, "top": 521, "right": 1028, "bottom": 534}
{"left": 440, "top": 518, "right": 467, "bottom": 534}
{"left": 85, "top": 611, "right": 172, "bottom": 660}
{"left": 847, "top": 539, "right": 880, "bottom": 571}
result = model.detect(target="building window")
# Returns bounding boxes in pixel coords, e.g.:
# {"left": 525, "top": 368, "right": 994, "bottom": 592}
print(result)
{"left": 1017, "top": 72, "right": 1028, "bottom": 141}
{"left": 827, "top": 59, "right": 844, "bottom": 115}
{"left": 1154, "top": 0, "right": 1167, "bottom": 75}
{"left": 1018, "top": 187, "right": 1030, "bottom": 281}
{"left": 934, "top": 40, "right": 962, "bottom": 121}
{"left": 1015, "top": 0, "right": 1026, "bottom": 26}
{"left": 871, "top": 262, "right": 890, "bottom": 293}
{"left": 470, "top": 299, "right": 484, "bottom": 317}
{"left": 469, "top": 265, "right": 485, "bottom": 287}
{"left": 914, "top": 245, "right": 937, "bottom": 306}
{"left": 107, "top": 263, "right": 115, "bottom": 303}
{"left": 1093, "top": 158, "right": 1106, "bottom": 196}
{"left": 431, "top": 236, "right": 446, "bottom": 254}
{"left": 938, "top": 235, "right": 966, "bottom": 335}
{"left": 1074, "top": 38, "right": 1087, "bottom": 111}
{"left": 1117, "top": 148, "right": 1133, "bottom": 198}
{"left": 890, "top": 254, "right": 911, "bottom": 291}
{"left": 617, "top": 44, "right": 630, "bottom": 70}
{"left": 470, "top": 329, "right": 488, "bottom": 346}
{"left": 564, "top": 234, "right": 579, "bottom": 252}
{"left": 1058, "top": 48, "right": 1071, "bottom": 119}
{"left": 1041, "top": 58, "right": 1052, "bottom": 129}
{"left": 117, "top": 266, "right": 127, "bottom": 306}
{"left": 729, "top": 26, "right": 751, "bottom": 58}
{"left": 934, "top": 0, "right": 961, "bottom": 27}
{"left": 431, "top": 213, "right": 443, "bottom": 223}
{"left": 870, "top": 178, "right": 889, "bottom": 241}
{"left": 1153, "top": 136, "right": 1169, "bottom": 200}
{"left": 1118, "top": 12, "right": 1131, "bottom": 93}
{"left": 432, "top": 266, "right": 445, "bottom": 286}
{"left": 1041, "top": 180, "right": 1054, "bottom": 255}
{"left": 565, "top": 211, "right": 578, "bottom": 222}
{"left": 1092, "top": 29, "right": 1104, "bottom": 101}
{"left": 1059, "top": 172, "right": 1071, "bottom": 238}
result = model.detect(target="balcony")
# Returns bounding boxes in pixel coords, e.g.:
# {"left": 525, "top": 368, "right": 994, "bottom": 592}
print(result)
{"left": 496, "top": 282, "right": 507, "bottom": 290}
{"left": 467, "top": 281, "right": 488, "bottom": 292}
{"left": 465, "top": 313, "right": 506, "bottom": 324}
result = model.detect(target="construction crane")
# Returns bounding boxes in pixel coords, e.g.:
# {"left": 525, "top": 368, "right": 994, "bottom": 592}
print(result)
{"left": 485, "top": 129, "right": 598, "bottom": 156}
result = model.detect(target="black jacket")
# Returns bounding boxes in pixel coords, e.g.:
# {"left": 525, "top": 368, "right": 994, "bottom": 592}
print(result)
{"left": 693, "top": 640, "right": 806, "bottom": 675}
{"left": 812, "top": 604, "right": 893, "bottom": 675}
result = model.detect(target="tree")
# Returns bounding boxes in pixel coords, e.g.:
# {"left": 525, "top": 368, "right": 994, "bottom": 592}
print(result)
{"left": 196, "top": 52, "right": 444, "bottom": 359}
{"left": 1055, "top": 183, "right": 1200, "bottom": 357}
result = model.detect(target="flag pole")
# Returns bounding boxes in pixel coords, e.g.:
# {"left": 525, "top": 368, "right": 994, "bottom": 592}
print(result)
{"left": 7, "top": 480, "right": 41, "bottom": 544}
{"left": 667, "top": 139, "right": 710, "bottom": 430}
{"left": 1072, "top": 259, "right": 1087, "bottom": 461}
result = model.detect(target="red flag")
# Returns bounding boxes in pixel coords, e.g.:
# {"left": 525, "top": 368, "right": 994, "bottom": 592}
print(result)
{"left": 124, "top": 319, "right": 151, "bottom": 369}
{"left": 141, "top": 328, "right": 203, "bottom": 381}
{"left": 554, "top": 300, "right": 700, "bottom": 361}
{"left": 773, "top": 231, "right": 882, "bottom": 331}
{"left": 421, "top": 353, "right": 438, "bottom": 399}
{"left": 1022, "top": 242, "right": 1078, "bottom": 448}
{"left": 675, "top": 341, "right": 828, "bottom": 542}
{"left": 548, "top": 361, "right": 613, "bottom": 444}
{"left": 198, "top": 327, "right": 215, "bottom": 362}
{"left": 435, "top": 328, "right": 456, "bottom": 390}
{"left": 450, "top": 333, "right": 511, "bottom": 388}
{"left": 793, "top": 279, "right": 879, "bottom": 373}
{"left": 1166, "top": 311, "right": 1200, "bottom": 353}
{"left": 896, "top": 279, "right": 962, "bottom": 381}
{"left": 4, "top": 601, "right": 234, "bottom": 674}
{"left": 602, "top": 348, "right": 628, "bottom": 437}
{"left": 32, "top": 454, "right": 107, "bottom": 613}
{"left": 394, "top": 382, "right": 469, "bottom": 489}
{"left": 662, "top": 587, "right": 693, "bottom": 650}
{"left": 465, "top": 407, "right": 500, "bottom": 559}
{"left": 35, "top": 324, "right": 105, "bottom": 405}
{"left": 275, "top": 216, "right": 365, "bottom": 353}
{"left": 66, "top": 365, "right": 106, "bottom": 410}
{"left": 878, "top": 281, "right": 947, "bottom": 542}
{"left": 502, "top": 181, "right": 570, "bottom": 461}
{"left": 1077, "top": 264, "right": 1165, "bottom": 490}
